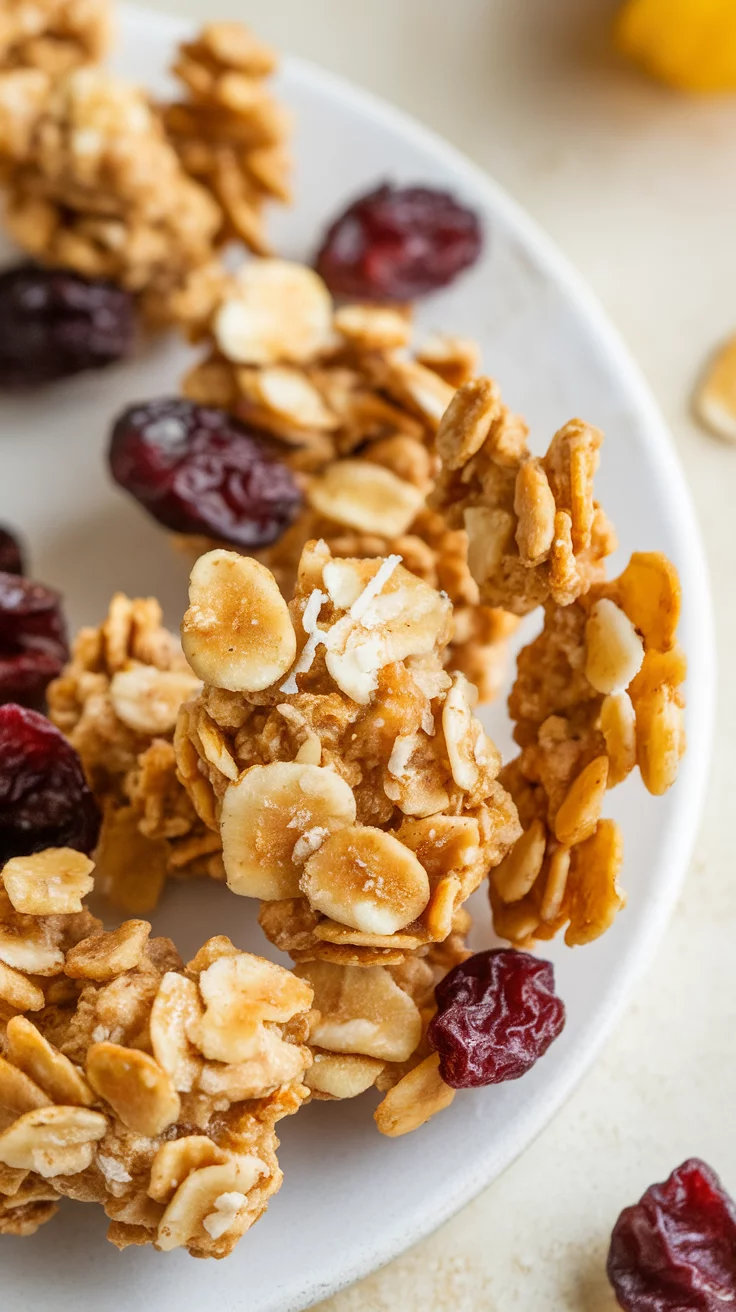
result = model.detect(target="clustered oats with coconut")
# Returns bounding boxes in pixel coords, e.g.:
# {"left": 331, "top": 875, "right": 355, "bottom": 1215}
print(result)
{"left": 0, "top": 0, "right": 687, "bottom": 1266}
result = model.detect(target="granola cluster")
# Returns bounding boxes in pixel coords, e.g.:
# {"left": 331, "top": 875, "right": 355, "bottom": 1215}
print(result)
{"left": 182, "top": 259, "right": 516, "bottom": 701}
{"left": 430, "top": 377, "right": 618, "bottom": 614}
{"left": 162, "top": 22, "right": 291, "bottom": 259}
{"left": 429, "top": 383, "right": 687, "bottom": 947}
{"left": 0, "top": 0, "right": 110, "bottom": 74}
{"left": 0, "top": 17, "right": 291, "bottom": 326}
{"left": 0, "top": 847, "right": 312, "bottom": 1254}
{"left": 0, "top": 63, "right": 222, "bottom": 314}
{"left": 47, "top": 593, "right": 219, "bottom": 910}
{"left": 174, "top": 542, "right": 521, "bottom": 965}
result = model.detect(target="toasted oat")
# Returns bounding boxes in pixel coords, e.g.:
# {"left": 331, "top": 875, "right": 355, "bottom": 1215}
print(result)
{"left": 2, "top": 848, "right": 94, "bottom": 916}
{"left": 64, "top": 920, "right": 151, "bottom": 980}
{"left": 221, "top": 761, "right": 356, "bottom": 899}
{"left": 214, "top": 260, "right": 332, "bottom": 365}
{"left": 182, "top": 550, "right": 297, "bottom": 692}
{"left": 374, "top": 1053, "right": 455, "bottom": 1137}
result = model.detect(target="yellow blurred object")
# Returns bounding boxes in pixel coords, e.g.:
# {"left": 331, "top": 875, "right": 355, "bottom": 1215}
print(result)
{"left": 616, "top": 0, "right": 736, "bottom": 92}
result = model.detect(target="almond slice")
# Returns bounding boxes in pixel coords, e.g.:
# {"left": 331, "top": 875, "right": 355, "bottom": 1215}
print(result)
{"left": 296, "top": 961, "right": 422, "bottom": 1063}
{"left": 214, "top": 259, "right": 333, "bottom": 365}
{"left": 300, "top": 826, "right": 430, "bottom": 935}
{"left": 86, "top": 1043, "right": 180, "bottom": 1138}
{"left": 584, "top": 599, "right": 644, "bottom": 695}
{"left": 156, "top": 1158, "right": 266, "bottom": 1252}
{"left": 307, "top": 460, "right": 424, "bottom": 538}
{"left": 182, "top": 550, "right": 296, "bottom": 692}
{"left": 221, "top": 761, "right": 357, "bottom": 899}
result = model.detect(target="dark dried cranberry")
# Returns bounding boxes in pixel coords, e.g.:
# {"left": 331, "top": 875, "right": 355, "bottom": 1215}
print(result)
{"left": 427, "top": 948, "right": 565, "bottom": 1089}
{"left": 607, "top": 1159, "right": 736, "bottom": 1311}
{"left": 0, "top": 527, "right": 24, "bottom": 576}
{"left": 0, "top": 263, "right": 135, "bottom": 387}
{"left": 0, "top": 573, "right": 68, "bottom": 707}
{"left": 109, "top": 397, "right": 303, "bottom": 549}
{"left": 315, "top": 183, "right": 483, "bottom": 302}
{"left": 0, "top": 704, "right": 100, "bottom": 863}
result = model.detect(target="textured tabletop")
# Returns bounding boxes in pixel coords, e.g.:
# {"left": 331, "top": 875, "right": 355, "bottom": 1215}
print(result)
{"left": 147, "top": 1, "right": 729, "bottom": 1306}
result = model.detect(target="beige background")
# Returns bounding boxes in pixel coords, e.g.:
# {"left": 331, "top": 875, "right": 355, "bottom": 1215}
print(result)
{"left": 148, "top": 1, "right": 729, "bottom": 1307}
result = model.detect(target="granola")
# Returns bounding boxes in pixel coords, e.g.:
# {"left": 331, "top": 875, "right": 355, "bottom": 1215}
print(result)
{"left": 181, "top": 261, "right": 516, "bottom": 701}
{"left": 162, "top": 22, "right": 291, "bottom": 259}
{"left": 0, "top": 849, "right": 312, "bottom": 1256}
{"left": 297, "top": 925, "right": 469, "bottom": 1135}
{"left": 491, "top": 552, "right": 686, "bottom": 947}
{"left": 0, "top": 63, "right": 222, "bottom": 318}
{"left": 175, "top": 541, "right": 521, "bottom": 964}
{"left": 0, "top": 0, "right": 111, "bottom": 74}
{"left": 430, "top": 377, "right": 617, "bottom": 614}
{"left": 47, "top": 594, "right": 216, "bottom": 909}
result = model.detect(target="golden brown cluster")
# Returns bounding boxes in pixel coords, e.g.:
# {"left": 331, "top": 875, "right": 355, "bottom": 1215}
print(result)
{"left": 0, "top": 848, "right": 312, "bottom": 1254}
{"left": 175, "top": 543, "right": 521, "bottom": 965}
{"left": 47, "top": 593, "right": 219, "bottom": 911}
{"left": 0, "top": 64, "right": 221, "bottom": 311}
{"left": 182, "top": 260, "right": 516, "bottom": 701}
{"left": 162, "top": 22, "right": 291, "bottom": 258}
{"left": 431, "top": 380, "right": 686, "bottom": 948}
{"left": 0, "top": 0, "right": 111, "bottom": 75}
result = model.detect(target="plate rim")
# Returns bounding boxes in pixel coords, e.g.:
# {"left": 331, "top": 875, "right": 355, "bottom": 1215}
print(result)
{"left": 81, "top": 7, "right": 719, "bottom": 1305}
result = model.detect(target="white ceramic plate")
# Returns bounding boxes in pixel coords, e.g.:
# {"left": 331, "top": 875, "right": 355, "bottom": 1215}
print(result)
{"left": 0, "top": 6, "right": 714, "bottom": 1310}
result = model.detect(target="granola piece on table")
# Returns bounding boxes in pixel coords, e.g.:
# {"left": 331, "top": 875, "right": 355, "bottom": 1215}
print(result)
{"left": 181, "top": 261, "right": 516, "bottom": 701}
{"left": 175, "top": 542, "right": 521, "bottom": 965}
{"left": 47, "top": 594, "right": 216, "bottom": 910}
{"left": 0, "top": 848, "right": 313, "bottom": 1256}
{"left": 0, "top": 0, "right": 110, "bottom": 74}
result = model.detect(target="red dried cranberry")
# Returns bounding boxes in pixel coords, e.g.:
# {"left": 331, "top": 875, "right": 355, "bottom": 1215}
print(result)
{"left": 0, "top": 704, "right": 100, "bottom": 863}
{"left": 427, "top": 948, "right": 565, "bottom": 1089}
{"left": 0, "top": 263, "right": 135, "bottom": 387}
{"left": 0, "top": 527, "right": 24, "bottom": 576}
{"left": 607, "top": 1158, "right": 736, "bottom": 1311}
{"left": 315, "top": 183, "right": 483, "bottom": 302}
{"left": 0, "top": 573, "right": 68, "bottom": 707}
{"left": 109, "top": 398, "right": 303, "bottom": 549}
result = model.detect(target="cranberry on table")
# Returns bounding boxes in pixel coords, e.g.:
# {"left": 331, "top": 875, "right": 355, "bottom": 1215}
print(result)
{"left": 0, "top": 527, "right": 24, "bottom": 576}
{"left": 0, "top": 264, "right": 135, "bottom": 387}
{"left": 0, "top": 704, "right": 100, "bottom": 864}
{"left": 607, "top": 1158, "right": 736, "bottom": 1312}
{"left": 0, "top": 572, "right": 68, "bottom": 707}
{"left": 427, "top": 948, "right": 566, "bottom": 1089}
{"left": 109, "top": 398, "right": 303, "bottom": 549}
{"left": 315, "top": 183, "right": 483, "bottom": 302}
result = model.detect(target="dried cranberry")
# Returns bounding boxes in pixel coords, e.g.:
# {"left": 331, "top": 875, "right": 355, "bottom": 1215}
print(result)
{"left": 109, "top": 398, "right": 303, "bottom": 549}
{"left": 0, "top": 573, "right": 68, "bottom": 707}
{"left": 0, "top": 527, "right": 24, "bottom": 576}
{"left": 315, "top": 183, "right": 483, "bottom": 302}
{"left": 0, "top": 704, "right": 100, "bottom": 863}
{"left": 427, "top": 948, "right": 565, "bottom": 1089}
{"left": 0, "top": 263, "right": 135, "bottom": 387}
{"left": 607, "top": 1159, "right": 736, "bottom": 1311}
